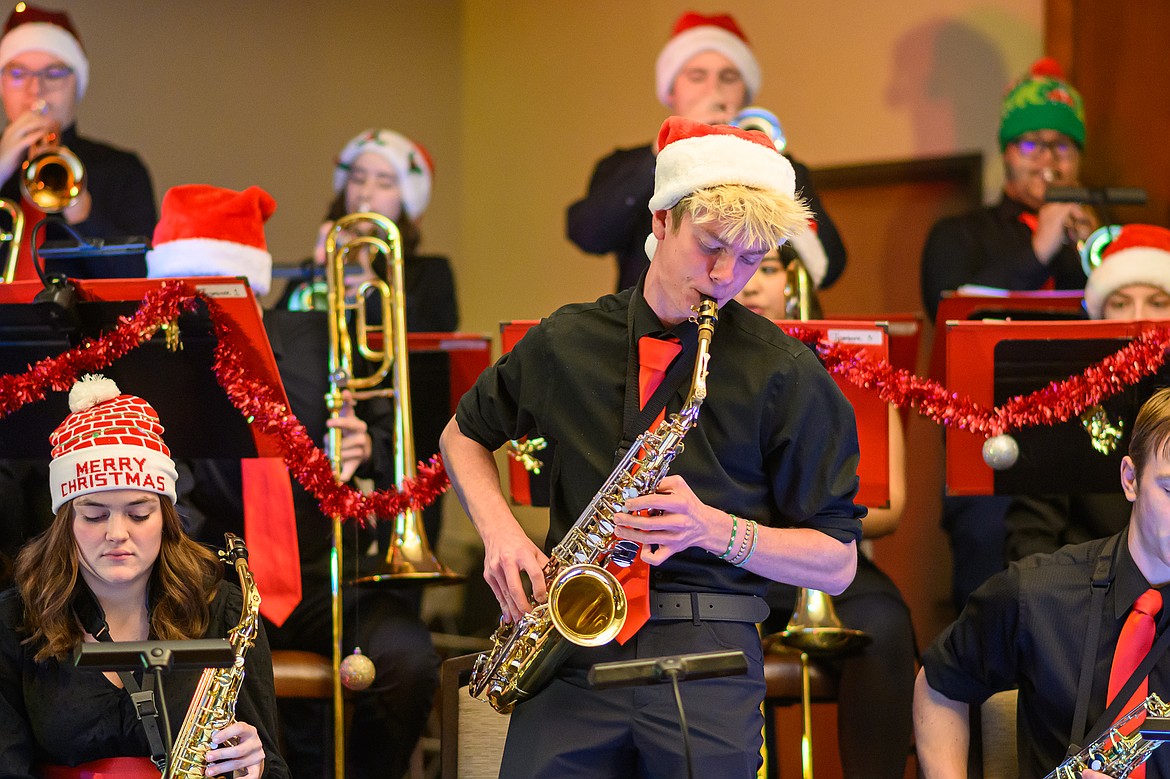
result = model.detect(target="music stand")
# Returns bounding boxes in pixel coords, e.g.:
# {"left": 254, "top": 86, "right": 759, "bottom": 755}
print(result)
{"left": 75, "top": 639, "right": 235, "bottom": 771}
{"left": 944, "top": 319, "right": 1169, "bottom": 495}
{"left": 0, "top": 276, "right": 289, "bottom": 460}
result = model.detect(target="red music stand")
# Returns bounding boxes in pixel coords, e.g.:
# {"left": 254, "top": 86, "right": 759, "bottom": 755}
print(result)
{"left": 0, "top": 276, "right": 288, "bottom": 459}
{"left": 930, "top": 290, "right": 1086, "bottom": 381}
{"left": 500, "top": 318, "right": 892, "bottom": 509}
{"left": 944, "top": 318, "right": 1162, "bottom": 495}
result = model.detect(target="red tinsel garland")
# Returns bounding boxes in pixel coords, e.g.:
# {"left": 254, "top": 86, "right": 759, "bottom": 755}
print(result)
{"left": 0, "top": 281, "right": 448, "bottom": 523}
{"left": 782, "top": 325, "right": 1170, "bottom": 436}
{"left": 6, "top": 283, "right": 1168, "bottom": 516}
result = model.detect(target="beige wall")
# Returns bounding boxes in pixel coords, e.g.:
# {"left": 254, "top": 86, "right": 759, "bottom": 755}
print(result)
{"left": 30, "top": 0, "right": 1041, "bottom": 335}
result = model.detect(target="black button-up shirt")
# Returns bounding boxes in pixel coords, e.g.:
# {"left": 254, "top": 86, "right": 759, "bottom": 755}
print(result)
{"left": 924, "top": 528, "right": 1170, "bottom": 777}
{"left": 455, "top": 282, "right": 864, "bottom": 598}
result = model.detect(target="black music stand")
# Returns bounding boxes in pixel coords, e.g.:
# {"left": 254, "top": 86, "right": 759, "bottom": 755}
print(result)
{"left": 75, "top": 639, "right": 235, "bottom": 770}
{"left": 0, "top": 278, "right": 287, "bottom": 460}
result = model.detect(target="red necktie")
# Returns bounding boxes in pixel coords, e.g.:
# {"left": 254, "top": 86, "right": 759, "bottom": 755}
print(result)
{"left": 1018, "top": 211, "right": 1056, "bottom": 291}
{"left": 611, "top": 335, "right": 681, "bottom": 645}
{"left": 241, "top": 458, "right": 302, "bottom": 626}
{"left": 1106, "top": 587, "right": 1162, "bottom": 778}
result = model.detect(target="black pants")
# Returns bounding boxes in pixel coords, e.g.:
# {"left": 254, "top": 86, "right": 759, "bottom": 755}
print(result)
{"left": 265, "top": 589, "right": 439, "bottom": 779}
{"left": 499, "top": 618, "right": 765, "bottom": 778}
{"left": 765, "top": 556, "right": 918, "bottom": 779}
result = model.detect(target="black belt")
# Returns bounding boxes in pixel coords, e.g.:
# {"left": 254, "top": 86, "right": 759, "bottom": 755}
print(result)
{"left": 649, "top": 591, "right": 770, "bottom": 624}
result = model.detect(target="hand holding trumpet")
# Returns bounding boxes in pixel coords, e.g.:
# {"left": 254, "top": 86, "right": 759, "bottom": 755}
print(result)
{"left": 0, "top": 99, "right": 55, "bottom": 183}
{"left": 1033, "top": 169, "right": 1100, "bottom": 265}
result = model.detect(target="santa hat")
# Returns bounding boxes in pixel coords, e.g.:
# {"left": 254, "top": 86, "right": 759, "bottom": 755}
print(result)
{"left": 146, "top": 184, "right": 277, "bottom": 295}
{"left": 332, "top": 128, "right": 434, "bottom": 220}
{"left": 1083, "top": 224, "right": 1170, "bottom": 319}
{"left": 48, "top": 375, "right": 177, "bottom": 512}
{"left": 0, "top": 4, "right": 88, "bottom": 99}
{"left": 999, "top": 57, "right": 1086, "bottom": 150}
{"left": 649, "top": 116, "right": 795, "bottom": 212}
{"left": 644, "top": 116, "right": 797, "bottom": 260}
{"left": 656, "top": 11, "right": 760, "bottom": 107}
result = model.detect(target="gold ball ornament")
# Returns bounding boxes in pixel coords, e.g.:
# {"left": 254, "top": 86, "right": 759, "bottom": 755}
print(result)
{"left": 340, "top": 647, "right": 376, "bottom": 691}
{"left": 981, "top": 434, "right": 1019, "bottom": 471}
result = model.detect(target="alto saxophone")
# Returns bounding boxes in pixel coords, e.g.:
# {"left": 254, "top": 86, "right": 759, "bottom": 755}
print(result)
{"left": 1044, "top": 693, "right": 1170, "bottom": 778}
{"left": 166, "top": 534, "right": 263, "bottom": 778}
{"left": 470, "top": 296, "right": 719, "bottom": 714}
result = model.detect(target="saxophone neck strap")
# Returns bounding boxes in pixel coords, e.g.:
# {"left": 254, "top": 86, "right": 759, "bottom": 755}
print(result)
{"left": 1068, "top": 530, "right": 1170, "bottom": 757}
{"left": 615, "top": 294, "right": 698, "bottom": 465}
{"left": 73, "top": 583, "right": 170, "bottom": 772}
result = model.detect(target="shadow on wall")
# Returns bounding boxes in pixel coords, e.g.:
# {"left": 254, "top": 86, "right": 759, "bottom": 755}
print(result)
{"left": 886, "top": 18, "right": 1009, "bottom": 164}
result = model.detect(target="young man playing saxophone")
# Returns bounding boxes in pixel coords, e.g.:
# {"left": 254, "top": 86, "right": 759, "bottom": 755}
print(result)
{"left": 441, "top": 116, "right": 864, "bottom": 778}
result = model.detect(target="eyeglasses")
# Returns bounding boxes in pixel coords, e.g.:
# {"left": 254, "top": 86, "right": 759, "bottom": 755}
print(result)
{"left": 1, "top": 64, "right": 74, "bottom": 91}
{"left": 1013, "top": 136, "right": 1078, "bottom": 160}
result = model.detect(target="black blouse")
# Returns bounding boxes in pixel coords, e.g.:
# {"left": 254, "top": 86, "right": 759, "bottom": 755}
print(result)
{"left": 0, "top": 580, "right": 289, "bottom": 777}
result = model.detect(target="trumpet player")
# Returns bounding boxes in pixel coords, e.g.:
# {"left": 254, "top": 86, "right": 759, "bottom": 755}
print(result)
{"left": 920, "top": 57, "right": 1098, "bottom": 616}
{"left": 0, "top": 3, "right": 156, "bottom": 278}
{"left": 566, "top": 10, "right": 846, "bottom": 294}
{"left": 916, "top": 386, "right": 1170, "bottom": 778}
{"left": 442, "top": 117, "right": 863, "bottom": 778}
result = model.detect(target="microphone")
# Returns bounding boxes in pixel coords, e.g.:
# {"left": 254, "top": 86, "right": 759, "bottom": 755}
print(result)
{"left": 587, "top": 649, "right": 747, "bottom": 690}
{"left": 1045, "top": 186, "right": 1147, "bottom": 206}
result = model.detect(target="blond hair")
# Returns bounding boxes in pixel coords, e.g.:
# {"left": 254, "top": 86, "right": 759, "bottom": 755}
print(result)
{"left": 669, "top": 184, "right": 812, "bottom": 253}
{"left": 1129, "top": 387, "right": 1170, "bottom": 486}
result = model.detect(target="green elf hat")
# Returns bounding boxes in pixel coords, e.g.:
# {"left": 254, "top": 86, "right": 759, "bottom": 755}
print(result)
{"left": 998, "top": 57, "right": 1086, "bottom": 150}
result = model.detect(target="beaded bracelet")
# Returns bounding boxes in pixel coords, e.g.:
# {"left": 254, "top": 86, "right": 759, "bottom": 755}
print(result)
{"left": 728, "top": 517, "right": 753, "bottom": 565}
{"left": 736, "top": 521, "right": 760, "bottom": 567}
{"left": 718, "top": 514, "right": 739, "bottom": 559}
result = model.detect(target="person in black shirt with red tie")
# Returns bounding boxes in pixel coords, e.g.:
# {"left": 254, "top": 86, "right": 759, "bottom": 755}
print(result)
{"left": 443, "top": 116, "right": 863, "bottom": 778}
{"left": 916, "top": 387, "right": 1170, "bottom": 777}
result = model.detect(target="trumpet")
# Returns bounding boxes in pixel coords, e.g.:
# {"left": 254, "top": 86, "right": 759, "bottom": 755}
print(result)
{"left": 1042, "top": 168, "right": 1099, "bottom": 250}
{"left": 21, "top": 100, "right": 85, "bottom": 213}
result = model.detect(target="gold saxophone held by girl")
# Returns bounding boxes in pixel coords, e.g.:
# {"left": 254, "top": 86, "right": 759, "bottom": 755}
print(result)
{"left": 165, "top": 534, "right": 262, "bottom": 779}
{"left": 469, "top": 296, "right": 719, "bottom": 714}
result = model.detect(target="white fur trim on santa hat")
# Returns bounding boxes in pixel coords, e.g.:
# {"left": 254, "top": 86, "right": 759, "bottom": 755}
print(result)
{"left": 1083, "top": 246, "right": 1170, "bottom": 319}
{"left": 146, "top": 238, "right": 272, "bottom": 295}
{"left": 0, "top": 22, "right": 88, "bottom": 99}
{"left": 656, "top": 25, "right": 760, "bottom": 107}
{"left": 789, "top": 225, "right": 829, "bottom": 288}
{"left": 648, "top": 133, "right": 796, "bottom": 212}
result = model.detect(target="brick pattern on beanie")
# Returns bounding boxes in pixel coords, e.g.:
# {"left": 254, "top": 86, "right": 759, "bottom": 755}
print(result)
{"left": 48, "top": 375, "right": 178, "bottom": 511}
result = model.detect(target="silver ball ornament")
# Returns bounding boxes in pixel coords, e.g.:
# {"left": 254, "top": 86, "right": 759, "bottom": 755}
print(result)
{"left": 981, "top": 434, "right": 1019, "bottom": 470}
{"left": 340, "top": 647, "right": 376, "bottom": 691}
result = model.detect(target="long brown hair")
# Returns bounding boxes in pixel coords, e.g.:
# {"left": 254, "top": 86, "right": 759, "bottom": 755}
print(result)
{"left": 13, "top": 498, "right": 223, "bottom": 663}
